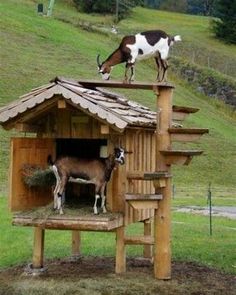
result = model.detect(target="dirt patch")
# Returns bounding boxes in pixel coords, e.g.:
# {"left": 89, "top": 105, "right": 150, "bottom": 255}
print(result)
{"left": 0, "top": 257, "right": 235, "bottom": 295}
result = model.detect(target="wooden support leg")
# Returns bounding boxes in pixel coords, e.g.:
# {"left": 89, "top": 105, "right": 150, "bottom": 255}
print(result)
{"left": 154, "top": 178, "right": 171, "bottom": 279}
{"left": 115, "top": 226, "right": 126, "bottom": 273}
{"left": 32, "top": 227, "right": 45, "bottom": 269}
{"left": 72, "top": 230, "right": 81, "bottom": 256}
{"left": 143, "top": 219, "right": 152, "bottom": 259}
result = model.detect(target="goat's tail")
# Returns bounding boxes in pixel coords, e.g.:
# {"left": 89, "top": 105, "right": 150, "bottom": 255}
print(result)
{"left": 173, "top": 35, "right": 181, "bottom": 42}
{"left": 47, "top": 155, "right": 54, "bottom": 166}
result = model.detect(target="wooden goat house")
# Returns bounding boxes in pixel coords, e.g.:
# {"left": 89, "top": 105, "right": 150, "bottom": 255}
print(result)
{"left": 0, "top": 76, "right": 208, "bottom": 279}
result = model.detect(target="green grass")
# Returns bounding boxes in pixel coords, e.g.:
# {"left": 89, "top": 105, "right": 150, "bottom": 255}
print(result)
{"left": 0, "top": 0, "right": 235, "bottom": 276}
{"left": 172, "top": 212, "right": 236, "bottom": 273}
{"left": 0, "top": 197, "right": 235, "bottom": 274}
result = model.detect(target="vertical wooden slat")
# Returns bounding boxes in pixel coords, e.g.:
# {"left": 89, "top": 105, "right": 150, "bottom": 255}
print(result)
{"left": 106, "top": 139, "right": 115, "bottom": 211}
{"left": 112, "top": 136, "right": 126, "bottom": 213}
{"left": 147, "top": 132, "right": 151, "bottom": 193}
{"left": 57, "top": 108, "right": 71, "bottom": 138}
{"left": 151, "top": 133, "right": 156, "bottom": 194}
{"left": 138, "top": 131, "right": 142, "bottom": 194}
{"left": 128, "top": 131, "right": 134, "bottom": 194}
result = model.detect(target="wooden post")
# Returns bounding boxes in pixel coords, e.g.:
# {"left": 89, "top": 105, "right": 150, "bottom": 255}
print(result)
{"left": 32, "top": 227, "right": 45, "bottom": 269}
{"left": 143, "top": 219, "right": 152, "bottom": 258}
{"left": 115, "top": 226, "right": 126, "bottom": 273}
{"left": 72, "top": 230, "right": 81, "bottom": 256}
{"left": 154, "top": 86, "right": 172, "bottom": 279}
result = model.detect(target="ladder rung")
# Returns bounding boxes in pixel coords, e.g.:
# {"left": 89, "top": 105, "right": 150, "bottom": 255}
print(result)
{"left": 125, "top": 235, "right": 154, "bottom": 245}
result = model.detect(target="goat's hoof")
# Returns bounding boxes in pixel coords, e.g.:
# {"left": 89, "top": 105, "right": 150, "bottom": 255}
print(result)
{"left": 102, "top": 207, "right": 107, "bottom": 214}
{"left": 59, "top": 209, "right": 64, "bottom": 215}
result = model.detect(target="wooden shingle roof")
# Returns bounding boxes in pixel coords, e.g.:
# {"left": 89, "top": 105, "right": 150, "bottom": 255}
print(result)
{"left": 0, "top": 77, "right": 157, "bottom": 132}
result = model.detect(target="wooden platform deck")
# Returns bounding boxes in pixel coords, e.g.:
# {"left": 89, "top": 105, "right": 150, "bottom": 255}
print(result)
{"left": 78, "top": 79, "right": 174, "bottom": 90}
{"left": 12, "top": 206, "right": 124, "bottom": 231}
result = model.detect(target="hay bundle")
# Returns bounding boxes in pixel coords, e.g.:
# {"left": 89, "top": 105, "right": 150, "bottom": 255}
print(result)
{"left": 21, "top": 164, "right": 55, "bottom": 187}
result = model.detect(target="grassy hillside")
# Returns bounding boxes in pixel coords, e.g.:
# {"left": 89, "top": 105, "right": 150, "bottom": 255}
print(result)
{"left": 0, "top": 0, "right": 235, "bottom": 193}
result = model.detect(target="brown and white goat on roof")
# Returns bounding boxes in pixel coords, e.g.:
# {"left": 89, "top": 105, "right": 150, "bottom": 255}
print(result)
{"left": 97, "top": 30, "right": 181, "bottom": 83}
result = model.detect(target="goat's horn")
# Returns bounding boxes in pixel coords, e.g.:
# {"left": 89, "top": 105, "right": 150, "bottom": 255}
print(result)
{"left": 97, "top": 54, "right": 101, "bottom": 68}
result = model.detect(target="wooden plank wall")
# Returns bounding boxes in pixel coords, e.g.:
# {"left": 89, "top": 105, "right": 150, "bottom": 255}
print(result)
{"left": 10, "top": 138, "right": 54, "bottom": 211}
{"left": 124, "top": 129, "right": 156, "bottom": 225}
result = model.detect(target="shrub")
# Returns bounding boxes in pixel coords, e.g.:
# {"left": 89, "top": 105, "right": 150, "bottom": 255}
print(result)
{"left": 73, "top": 0, "right": 144, "bottom": 20}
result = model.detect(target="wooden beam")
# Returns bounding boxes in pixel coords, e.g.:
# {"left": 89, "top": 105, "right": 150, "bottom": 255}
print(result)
{"left": 32, "top": 227, "right": 45, "bottom": 269}
{"left": 154, "top": 86, "right": 172, "bottom": 280}
{"left": 126, "top": 171, "right": 171, "bottom": 180}
{"left": 125, "top": 235, "right": 154, "bottom": 245}
{"left": 72, "top": 230, "right": 81, "bottom": 256}
{"left": 143, "top": 219, "right": 153, "bottom": 258}
{"left": 78, "top": 80, "right": 175, "bottom": 91}
{"left": 115, "top": 226, "right": 126, "bottom": 273}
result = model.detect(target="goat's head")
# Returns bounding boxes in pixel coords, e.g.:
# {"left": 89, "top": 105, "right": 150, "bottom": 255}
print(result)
{"left": 114, "top": 147, "right": 125, "bottom": 165}
{"left": 97, "top": 54, "right": 112, "bottom": 80}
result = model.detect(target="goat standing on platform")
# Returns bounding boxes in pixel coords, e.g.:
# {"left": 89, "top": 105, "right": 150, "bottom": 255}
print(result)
{"left": 48, "top": 148, "right": 125, "bottom": 215}
{"left": 97, "top": 30, "right": 181, "bottom": 83}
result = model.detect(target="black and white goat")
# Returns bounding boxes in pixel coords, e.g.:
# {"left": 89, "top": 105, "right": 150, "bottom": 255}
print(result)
{"left": 48, "top": 148, "right": 125, "bottom": 215}
{"left": 97, "top": 30, "right": 181, "bottom": 82}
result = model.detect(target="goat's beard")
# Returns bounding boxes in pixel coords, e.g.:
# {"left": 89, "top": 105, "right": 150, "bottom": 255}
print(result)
{"left": 101, "top": 73, "right": 110, "bottom": 80}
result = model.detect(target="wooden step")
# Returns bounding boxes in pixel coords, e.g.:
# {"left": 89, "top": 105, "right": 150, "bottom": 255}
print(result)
{"left": 160, "top": 150, "right": 203, "bottom": 165}
{"left": 169, "top": 128, "right": 209, "bottom": 142}
{"left": 127, "top": 171, "right": 171, "bottom": 180}
{"left": 125, "top": 235, "right": 154, "bottom": 245}
{"left": 125, "top": 194, "right": 162, "bottom": 210}
{"left": 172, "top": 105, "right": 199, "bottom": 122}
{"left": 125, "top": 194, "right": 163, "bottom": 201}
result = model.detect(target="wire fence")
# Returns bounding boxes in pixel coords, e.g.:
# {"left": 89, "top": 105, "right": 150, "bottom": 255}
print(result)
{"left": 172, "top": 185, "right": 236, "bottom": 200}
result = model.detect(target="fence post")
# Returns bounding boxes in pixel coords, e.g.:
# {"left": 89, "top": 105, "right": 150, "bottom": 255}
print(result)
{"left": 172, "top": 184, "right": 175, "bottom": 199}
{"left": 207, "top": 182, "right": 212, "bottom": 236}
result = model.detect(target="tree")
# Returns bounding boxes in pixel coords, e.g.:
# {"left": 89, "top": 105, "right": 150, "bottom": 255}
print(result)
{"left": 187, "top": 0, "right": 215, "bottom": 15}
{"left": 159, "top": 0, "right": 188, "bottom": 13}
{"left": 73, "top": 0, "right": 144, "bottom": 19}
{"left": 212, "top": 0, "right": 236, "bottom": 44}
{"left": 144, "top": 0, "right": 162, "bottom": 8}
{"left": 203, "top": 0, "right": 215, "bottom": 15}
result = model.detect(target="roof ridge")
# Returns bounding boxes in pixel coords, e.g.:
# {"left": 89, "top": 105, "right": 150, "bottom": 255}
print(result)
{"left": 57, "top": 82, "right": 133, "bottom": 126}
